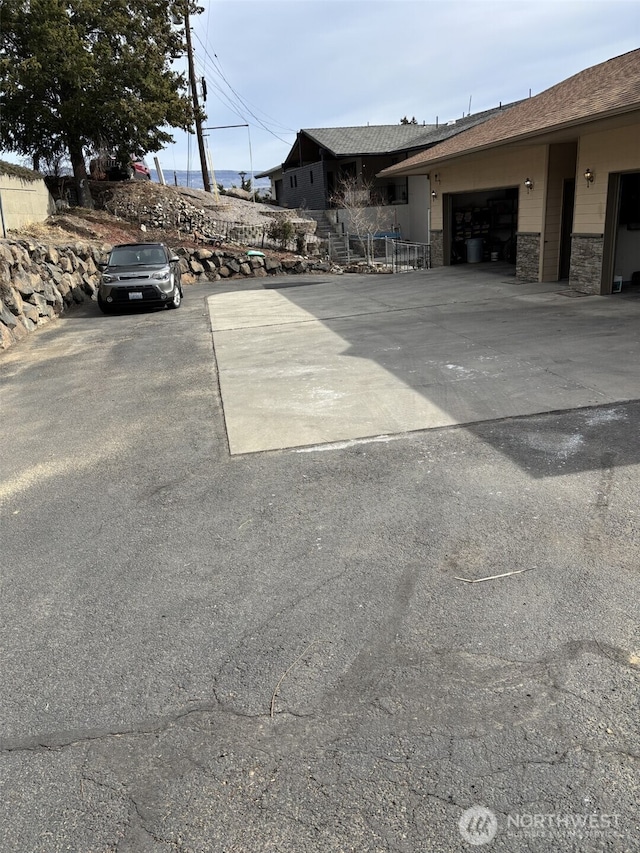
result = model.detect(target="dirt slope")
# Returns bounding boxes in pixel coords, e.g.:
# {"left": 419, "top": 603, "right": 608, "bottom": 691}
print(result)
{"left": 9, "top": 180, "right": 311, "bottom": 253}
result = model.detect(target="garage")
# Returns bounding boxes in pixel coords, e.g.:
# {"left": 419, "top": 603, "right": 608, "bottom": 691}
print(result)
{"left": 608, "top": 171, "right": 640, "bottom": 293}
{"left": 449, "top": 187, "right": 518, "bottom": 265}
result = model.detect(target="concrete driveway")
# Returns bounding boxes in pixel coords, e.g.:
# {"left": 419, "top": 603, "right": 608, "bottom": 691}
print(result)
{"left": 208, "top": 266, "right": 640, "bottom": 453}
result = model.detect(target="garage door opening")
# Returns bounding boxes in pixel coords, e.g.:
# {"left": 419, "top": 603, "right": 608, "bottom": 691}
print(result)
{"left": 602, "top": 171, "right": 640, "bottom": 295}
{"left": 614, "top": 172, "right": 640, "bottom": 292}
{"left": 449, "top": 187, "right": 518, "bottom": 265}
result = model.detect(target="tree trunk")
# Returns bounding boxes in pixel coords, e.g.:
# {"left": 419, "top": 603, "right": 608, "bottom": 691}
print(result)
{"left": 68, "top": 138, "right": 94, "bottom": 209}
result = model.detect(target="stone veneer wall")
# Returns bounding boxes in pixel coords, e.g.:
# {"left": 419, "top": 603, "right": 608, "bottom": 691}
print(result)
{"left": 430, "top": 230, "right": 443, "bottom": 267}
{"left": 515, "top": 233, "right": 541, "bottom": 282}
{"left": 0, "top": 239, "right": 334, "bottom": 352}
{"left": 569, "top": 234, "right": 604, "bottom": 294}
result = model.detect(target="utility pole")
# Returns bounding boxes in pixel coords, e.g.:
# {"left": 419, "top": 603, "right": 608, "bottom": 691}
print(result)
{"left": 184, "top": 3, "right": 211, "bottom": 192}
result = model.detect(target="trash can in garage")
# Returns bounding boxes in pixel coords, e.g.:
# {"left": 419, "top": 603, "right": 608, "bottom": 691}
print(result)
{"left": 466, "top": 238, "right": 483, "bottom": 263}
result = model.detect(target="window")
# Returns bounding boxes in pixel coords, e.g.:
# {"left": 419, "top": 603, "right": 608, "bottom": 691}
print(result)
{"left": 310, "top": 171, "right": 314, "bottom": 184}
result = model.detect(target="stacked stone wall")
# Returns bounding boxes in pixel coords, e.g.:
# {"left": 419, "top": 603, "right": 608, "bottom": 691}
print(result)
{"left": 569, "top": 234, "right": 604, "bottom": 294}
{"left": 430, "top": 230, "right": 443, "bottom": 267}
{"left": 0, "top": 239, "right": 334, "bottom": 352}
{"left": 515, "top": 233, "right": 541, "bottom": 282}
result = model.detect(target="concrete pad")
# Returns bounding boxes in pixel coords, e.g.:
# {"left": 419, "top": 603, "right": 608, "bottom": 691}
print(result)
{"left": 207, "top": 269, "right": 640, "bottom": 454}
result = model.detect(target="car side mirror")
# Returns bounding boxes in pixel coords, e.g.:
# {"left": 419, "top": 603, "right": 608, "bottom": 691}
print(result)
{"left": 97, "top": 261, "right": 107, "bottom": 271}
{"left": 170, "top": 256, "right": 179, "bottom": 263}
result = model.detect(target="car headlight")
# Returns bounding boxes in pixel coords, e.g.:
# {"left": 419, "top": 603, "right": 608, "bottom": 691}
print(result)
{"left": 102, "top": 274, "right": 115, "bottom": 283}
{"left": 152, "top": 269, "right": 171, "bottom": 281}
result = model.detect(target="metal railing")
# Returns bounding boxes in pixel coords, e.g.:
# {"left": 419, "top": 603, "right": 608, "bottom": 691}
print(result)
{"left": 329, "top": 234, "right": 431, "bottom": 271}
{"left": 383, "top": 238, "right": 431, "bottom": 272}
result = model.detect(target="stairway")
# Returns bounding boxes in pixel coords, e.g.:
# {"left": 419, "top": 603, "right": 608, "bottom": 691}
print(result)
{"left": 301, "top": 209, "right": 364, "bottom": 264}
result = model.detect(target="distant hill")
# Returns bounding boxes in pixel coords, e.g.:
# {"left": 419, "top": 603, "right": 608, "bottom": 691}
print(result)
{"left": 151, "top": 169, "right": 270, "bottom": 192}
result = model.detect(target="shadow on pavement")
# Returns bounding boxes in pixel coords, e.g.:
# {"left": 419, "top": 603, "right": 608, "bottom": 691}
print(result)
{"left": 207, "top": 266, "right": 640, "bottom": 475}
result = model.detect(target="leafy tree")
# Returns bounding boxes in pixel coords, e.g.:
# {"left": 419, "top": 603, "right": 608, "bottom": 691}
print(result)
{"left": 0, "top": 0, "right": 199, "bottom": 208}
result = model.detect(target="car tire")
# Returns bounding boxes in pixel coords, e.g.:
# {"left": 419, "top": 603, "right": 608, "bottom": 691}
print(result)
{"left": 97, "top": 295, "right": 112, "bottom": 314}
{"left": 169, "top": 283, "right": 182, "bottom": 309}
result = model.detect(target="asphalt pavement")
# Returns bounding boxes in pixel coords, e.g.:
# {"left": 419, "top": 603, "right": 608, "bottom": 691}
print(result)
{"left": 0, "top": 269, "right": 639, "bottom": 852}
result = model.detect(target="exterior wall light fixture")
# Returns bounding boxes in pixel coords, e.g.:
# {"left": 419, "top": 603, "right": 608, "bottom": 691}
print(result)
{"left": 584, "top": 167, "right": 594, "bottom": 186}
{"left": 431, "top": 190, "right": 438, "bottom": 199}
{"left": 524, "top": 178, "right": 533, "bottom": 192}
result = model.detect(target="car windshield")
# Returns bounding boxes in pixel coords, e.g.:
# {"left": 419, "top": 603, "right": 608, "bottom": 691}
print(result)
{"left": 109, "top": 246, "right": 166, "bottom": 266}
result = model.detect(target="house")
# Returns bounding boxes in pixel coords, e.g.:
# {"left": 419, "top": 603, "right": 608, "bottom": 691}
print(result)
{"left": 255, "top": 165, "right": 283, "bottom": 205}
{"left": 378, "top": 49, "right": 640, "bottom": 295}
{"left": 265, "top": 106, "right": 519, "bottom": 244}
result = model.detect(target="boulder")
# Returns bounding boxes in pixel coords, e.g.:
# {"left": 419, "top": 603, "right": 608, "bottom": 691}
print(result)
{"left": 0, "top": 281, "right": 23, "bottom": 315}
{"left": 28, "top": 292, "right": 50, "bottom": 315}
{"left": 56, "top": 273, "right": 73, "bottom": 297}
{"left": 21, "top": 301, "right": 39, "bottom": 323}
{"left": 0, "top": 306, "right": 18, "bottom": 328}
{"left": 12, "top": 270, "right": 36, "bottom": 297}
{"left": 194, "top": 248, "right": 213, "bottom": 261}
{"left": 0, "top": 321, "right": 14, "bottom": 349}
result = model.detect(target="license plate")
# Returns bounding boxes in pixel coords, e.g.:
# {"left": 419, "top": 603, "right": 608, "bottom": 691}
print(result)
{"left": 128, "top": 292, "right": 143, "bottom": 300}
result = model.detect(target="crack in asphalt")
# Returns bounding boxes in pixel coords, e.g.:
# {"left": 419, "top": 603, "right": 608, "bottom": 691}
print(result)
{"left": 0, "top": 698, "right": 260, "bottom": 755}
{"left": 1, "top": 638, "right": 636, "bottom": 758}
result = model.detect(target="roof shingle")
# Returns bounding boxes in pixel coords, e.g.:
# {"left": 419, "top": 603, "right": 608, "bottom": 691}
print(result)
{"left": 381, "top": 48, "right": 640, "bottom": 175}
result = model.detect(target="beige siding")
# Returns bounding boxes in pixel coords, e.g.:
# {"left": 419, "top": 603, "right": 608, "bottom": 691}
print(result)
{"left": 406, "top": 175, "right": 430, "bottom": 243}
{"left": 542, "top": 143, "right": 577, "bottom": 281}
{"left": 431, "top": 145, "right": 547, "bottom": 232}
{"left": 0, "top": 174, "right": 55, "bottom": 232}
{"left": 575, "top": 122, "right": 640, "bottom": 233}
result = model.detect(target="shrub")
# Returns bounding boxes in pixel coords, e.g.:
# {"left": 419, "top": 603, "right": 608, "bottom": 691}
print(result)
{"left": 267, "top": 215, "right": 295, "bottom": 249}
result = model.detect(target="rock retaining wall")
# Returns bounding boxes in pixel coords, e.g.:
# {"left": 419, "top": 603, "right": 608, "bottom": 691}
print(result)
{"left": 0, "top": 239, "right": 336, "bottom": 352}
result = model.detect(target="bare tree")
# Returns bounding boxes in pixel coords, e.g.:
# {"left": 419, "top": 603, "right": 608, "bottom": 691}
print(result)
{"left": 331, "top": 175, "right": 395, "bottom": 264}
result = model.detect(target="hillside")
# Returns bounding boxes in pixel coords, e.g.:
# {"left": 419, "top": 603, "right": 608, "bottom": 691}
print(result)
{"left": 10, "top": 180, "right": 316, "bottom": 256}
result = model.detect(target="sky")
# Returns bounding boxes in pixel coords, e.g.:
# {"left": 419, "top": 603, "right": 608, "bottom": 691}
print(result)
{"left": 172, "top": 0, "right": 640, "bottom": 174}
{"left": 3, "top": 0, "right": 640, "bottom": 174}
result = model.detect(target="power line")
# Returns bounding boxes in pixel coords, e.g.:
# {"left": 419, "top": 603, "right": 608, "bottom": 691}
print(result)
{"left": 190, "top": 31, "right": 295, "bottom": 144}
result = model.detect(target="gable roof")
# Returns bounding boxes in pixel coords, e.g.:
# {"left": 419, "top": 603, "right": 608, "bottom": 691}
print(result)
{"left": 299, "top": 125, "right": 436, "bottom": 157}
{"left": 380, "top": 48, "right": 640, "bottom": 176}
{"left": 255, "top": 165, "right": 282, "bottom": 179}
{"left": 281, "top": 103, "right": 522, "bottom": 169}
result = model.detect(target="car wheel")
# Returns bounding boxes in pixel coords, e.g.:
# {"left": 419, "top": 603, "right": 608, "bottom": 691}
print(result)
{"left": 169, "top": 283, "right": 182, "bottom": 309}
{"left": 97, "top": 295, "right": 112, "bottom": 314}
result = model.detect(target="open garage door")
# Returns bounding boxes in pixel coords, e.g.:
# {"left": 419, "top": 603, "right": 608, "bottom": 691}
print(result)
{"left": 447, "top": 187, "right": 518, "bottom": 265}
{"left": 614, "top": 172, "right": 640, "bottom": 292}
{"left": 602, "top": 172, "right": 640, "bottom": 294}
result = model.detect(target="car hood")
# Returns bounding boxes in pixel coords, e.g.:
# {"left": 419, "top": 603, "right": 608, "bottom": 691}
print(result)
{"left": 106, "top": 263, "right": 167, "bottom": 273}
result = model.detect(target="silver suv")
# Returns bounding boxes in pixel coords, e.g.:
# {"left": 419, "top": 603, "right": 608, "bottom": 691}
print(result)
{"left": 97, "top": 243, "right": 183, "bottom": 313}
